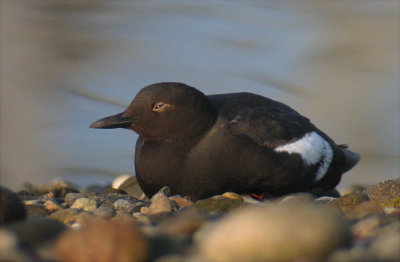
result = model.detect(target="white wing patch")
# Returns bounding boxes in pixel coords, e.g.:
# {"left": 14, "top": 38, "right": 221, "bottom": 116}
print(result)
{"left": 275, "top": 131, "right": 333, "bottom": 181}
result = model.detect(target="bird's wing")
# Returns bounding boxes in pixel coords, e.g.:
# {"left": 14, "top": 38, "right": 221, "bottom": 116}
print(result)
{"left": 225, "top": 104, "right": 315, "bottom": 148}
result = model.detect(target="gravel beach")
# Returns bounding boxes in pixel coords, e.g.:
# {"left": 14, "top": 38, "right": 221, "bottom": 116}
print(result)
{"left": 1, "top": 177, "right": 399, "bottom": 262}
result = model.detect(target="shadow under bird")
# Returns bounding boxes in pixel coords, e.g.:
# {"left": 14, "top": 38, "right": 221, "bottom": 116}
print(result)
{"left": 90, "top": 82, "right": 360, "bottom": 201}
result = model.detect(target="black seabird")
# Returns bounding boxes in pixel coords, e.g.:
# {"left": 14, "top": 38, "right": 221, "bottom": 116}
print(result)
{"left": 90, "top": 82, "right": 360, "bottom": 201}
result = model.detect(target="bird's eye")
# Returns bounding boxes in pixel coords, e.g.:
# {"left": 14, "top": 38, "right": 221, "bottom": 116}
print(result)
{"left": 152, "top": 103, "right": 165, "bottom": 111}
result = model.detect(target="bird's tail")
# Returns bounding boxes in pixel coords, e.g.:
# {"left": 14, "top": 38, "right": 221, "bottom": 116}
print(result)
{"left": 339, "top": 145, "right": 360, "bottom": 173}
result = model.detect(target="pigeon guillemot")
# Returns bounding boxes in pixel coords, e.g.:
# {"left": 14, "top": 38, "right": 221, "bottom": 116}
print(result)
{"left": 90, "top": 82, "right": 360, "bottom": 200}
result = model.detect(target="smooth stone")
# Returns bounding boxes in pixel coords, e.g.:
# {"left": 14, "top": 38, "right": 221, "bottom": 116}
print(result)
{"left": 328, "top": 246, "right": 376, "bottom": 262}
{"left": 112, "top": 174, "right": 132, "bottom": 189}
{"left": 71, "top": 198, "right": 98, "bottom": 212}
{"left": 154, "top": 254, "right": 185, "bottom": 262}
{"left": 369, "top": 231, "right": 400, "bottom": 261}
{"left": 279, "top": 192, "right": 315, "bottom": 204}
{"left": 113, "top": 199, "right": 137, "bottom": 212}
{"left": 64, "top": 193, "right": 87, "bottom": 206}
{"left": 132, "top": 212, "right": 152, "bottom": 224}
{"left": 23, "top": 199, "right": 42, "bottom": 205}
{"left": 384, "top": 207, "right": 400, "bottom": 215}
{"left": 49, "top": 208, "right": 81, "bottom": 225}
{"left": 149, "top": 234, "right": 189, "bottom": 261}
{"left": 94, "top": 193, "right": 142, "bottom": 206}
{"left": 0, "top": 186, "right": 26, "bottom": 224}
{"left": 193, "top": 195, "right": 243, "bottom": 213}
{"left": 94, "top": 204, "right": 116, "bottom": 219}
{"left": 221, "top": 192, "right": 242, "bottom": 201}
{"left": 56, "top": 219, "right": 149, "bottom": 262}
{"left": 365, "top": 178, "right": 400, "bottom": 208}
{"left": 44, "top": 200, "right": 63, "bottom": 212}
{"left": 315, "top": 196, "right": 338, "bottom": 204}
{"left": 25, "top": 204, "right": 51, "bottom": 217}
{"left": 0, "top": 228, "right": 19, "bottom": 251}
{"left": 157, "top": 208, "right": 208, "bottom": 236}
{"left": 16, "top": 191, "right": 35, "bottom": 201}
{"left": 198, "top": 202, "right": 350, "bottom": 262}
{"left": 141, "top": 192, "right": 173, "bottom": 216}
{"left": 5, "top": 217, "right": 65, "bottom": 248}
{"left": 75, "top": 211, "right": 95, "bottom": 225}
{"left": 169, "top": 195, "right": 193, "bottom": 209}
{"left": 349, "top": 201, "right": 384, "bottom": 219}
{"left": 114, "top": 210, "right": 134, "bottom": 220}
{"left": 330, "top": 191, "right": 369, "bottom": 213}
{"left": 338, "top": 184, "right": 367, "bottom": 197}
{"left": 0, "top": 228, "right": 31, "bottom": 262}
{"left": 114, "top": 175, "right": 146, "bottom": 199}
{"left": 351, "top": 216, "right": 381, "bottom": 239}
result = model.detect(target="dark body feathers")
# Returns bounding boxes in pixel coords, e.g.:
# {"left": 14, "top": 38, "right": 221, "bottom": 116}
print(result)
{"left": 91, "top": 83, "right": 360, "bottom": 200}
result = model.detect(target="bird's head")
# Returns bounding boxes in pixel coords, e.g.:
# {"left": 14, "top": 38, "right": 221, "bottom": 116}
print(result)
{"left": 90, "top": 82, "right": 217, "bottom": 141}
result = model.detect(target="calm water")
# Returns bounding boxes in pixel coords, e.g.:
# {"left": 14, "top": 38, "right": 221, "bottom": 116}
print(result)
{"left": 1, "top": 0, "right": 399, "bottom": 190}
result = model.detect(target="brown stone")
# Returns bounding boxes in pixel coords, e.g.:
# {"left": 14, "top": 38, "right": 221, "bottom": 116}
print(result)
{"left": 56, "top": 219, "right": 149, "bottom": 262}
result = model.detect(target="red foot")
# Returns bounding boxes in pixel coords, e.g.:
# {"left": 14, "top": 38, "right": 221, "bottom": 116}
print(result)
{"left": 250, "top": 192, "right": 273, "bottom": 200}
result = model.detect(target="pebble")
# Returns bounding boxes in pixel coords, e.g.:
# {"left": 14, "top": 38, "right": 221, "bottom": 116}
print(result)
{"left": 64, "top": 193, "right": 87, "bottom": 206}
{"left": 149, "top": 234, "right": 189, "bottom": 260}
{"left": 330, "top": 191, "right": 369, "bottom": 213}
{"left": 351, "top": 215, "right": 381, "bottom": 239}
{"left": 114, "top": 210, "right": 134, "bottom": 220}
{"left": 315, "top": 196, "right": 338, "bottom": 203}
{"left": 49, "top": 208, "right": 81, "bottom": 225}
{"left": 25, "top": 204, "right": 51, "bottom": 217}
{"left": 94, "top": 204, "right": 116, "bottom": 219}
{"left": 75, "top": 211, "right": 95, "bottom": 225}
{"left": 169, "top": 195, "right": 193, "bottom": 208}
{"left": 0, "top": 228, "right": 19, "bottom": 251}
{"left": 44, "top": 200, "right": 63, "bottom": 211}
{"left": 113, "top": 199, "right": 138, "bottom": 213}
{"left": 113, "top": 175, "right": 146, "bottom": 199}
{"left": 350, "top": 201, "right": 383, "bottom": 219}
{"left": 365, "top": 178, "right": 400, "bottom": 208}
{"left": 279, "top": 192, "right": 315, "bottom": 204}
{"left": 111, "top": 174, "right": 132, "bottom": 189}
{"left": 154, "top": 254, "right": 185, "bottom": 262}
{"left": 198, "top": 202, "right": 350, "bottom": 262}
{"left": 23, "top": 199, "right": 42, "bottom": 205}
{"left": 94, "top": 192, "right": 141, "bottom": 206}
{"left": 0, "top": 186, "right": 27, "bottom": 224}
{"left": 369, "top": 231, "right": 400, "bottom": 261}
{"left": 56, "top": 219, "right": 149, "bottom": 262}
{"left": 132, "top": 212, "right": 152, "bottom": 224}
{"left": 71, "top": 198, "right": 98, "bottom": 212}
{"left": 157, "top": 208, "right": 208, "bottom": 236}
{"left": 141, "top": 192, "right": 173, "bottom": 215}
{"left": 221, "top": 192, "right": 242, "bottom": 200}
{"left": 384, "top": 207, "right": 400, "bottom": 215}
{"left": 4, "top": 217, "right": 65, "bottom": 248}
{"left": 193, "top": 195, "right": 243, "bottom": 213}
{"left": 0, "top": 228, "right": 31, "bottom": 262}
{"left": 328, "top": 246, "right": 376, "bottom": 262}
{"left": 0, "top": 179, "right": 398, "bottom": 262}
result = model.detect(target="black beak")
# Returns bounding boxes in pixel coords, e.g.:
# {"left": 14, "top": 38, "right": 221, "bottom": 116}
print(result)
{"left": 90, "top": 112, "right": 135, "bottom": 129}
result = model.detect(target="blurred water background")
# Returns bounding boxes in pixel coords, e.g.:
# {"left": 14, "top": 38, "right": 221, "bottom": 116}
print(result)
{"left": 1, "top": 0, "right": 399, "bottom": 190}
